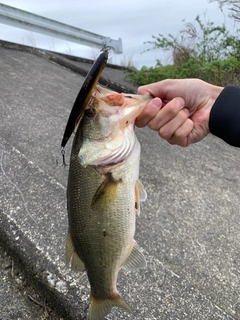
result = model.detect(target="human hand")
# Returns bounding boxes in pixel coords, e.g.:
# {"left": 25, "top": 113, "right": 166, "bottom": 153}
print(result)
{"left": 136, "top": 79, "right": 223, "bottom": 147}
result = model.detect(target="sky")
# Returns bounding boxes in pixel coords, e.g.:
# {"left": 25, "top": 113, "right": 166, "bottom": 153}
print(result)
{"left": 0, "top": 0, "right": 233, "bottom": 68}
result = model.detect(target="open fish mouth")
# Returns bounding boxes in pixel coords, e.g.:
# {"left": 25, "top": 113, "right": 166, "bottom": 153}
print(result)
{"left": 77, "top": 86, "right": 152, "bottom": 168}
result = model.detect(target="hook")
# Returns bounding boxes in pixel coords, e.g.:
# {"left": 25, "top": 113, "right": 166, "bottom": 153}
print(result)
{"left": 57, "top": 148, "right": 69, "bottom": 167}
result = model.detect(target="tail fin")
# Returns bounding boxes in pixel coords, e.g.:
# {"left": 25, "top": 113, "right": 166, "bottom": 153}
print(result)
{"left": 89, "top": 292, "right": 132, "bottom": 320}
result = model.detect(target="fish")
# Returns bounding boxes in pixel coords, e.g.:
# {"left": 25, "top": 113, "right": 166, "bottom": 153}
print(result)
{"left": 66, "top": 84, "right": 152, "bottom": 320}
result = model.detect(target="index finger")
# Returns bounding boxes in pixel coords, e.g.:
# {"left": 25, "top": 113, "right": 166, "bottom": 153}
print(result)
{"left": 138, "top": 85, "right": 152, "bottom": 96}
{"left": 138, "top": 79, "right": 187, "bottom": 101}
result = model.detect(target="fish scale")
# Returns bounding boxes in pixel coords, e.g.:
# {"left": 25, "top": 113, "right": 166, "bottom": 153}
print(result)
{"left": 68, "top": 143, "right": 137, "bottom": 295}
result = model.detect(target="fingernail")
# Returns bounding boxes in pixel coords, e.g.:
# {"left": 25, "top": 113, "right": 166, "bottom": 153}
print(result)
{"left": 174, "top": 97, "right": 185, "bottom": 109}
{"left": 150, "top": 98, "right": 162, "bottom": 109}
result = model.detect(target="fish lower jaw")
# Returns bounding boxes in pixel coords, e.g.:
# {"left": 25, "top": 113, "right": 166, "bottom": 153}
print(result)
{"left": 79, "top": 127, "right": 135, "bottom": 168}
{"left": 95, "top": 159, "right": 125, "bottom": 172}
{"left": 80, "top": 151, "right": 128, "bottom": 171}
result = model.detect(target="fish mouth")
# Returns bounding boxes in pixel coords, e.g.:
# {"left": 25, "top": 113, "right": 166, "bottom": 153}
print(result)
{"left": 119, "top": 95, "right": 152, "bottom": 124}
{"left": 78, "top": 85, "right": 152, "bottom": 169}
{"left": 95, "top": 85, "right": 152, "bottom": 122}
{"left": 96, "top": 85, "right": 152, "bottom": 103}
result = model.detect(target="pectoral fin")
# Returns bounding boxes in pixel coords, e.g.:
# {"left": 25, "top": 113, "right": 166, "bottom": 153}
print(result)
{"left": 66, "top": 230, "right": 85, "bottom": 271}
{"left": 135, "top": 180, "right": 147, "bottom": 215}
{"left": 122, "top": 240, "right": 147, "bottom": 270}
{"left": 91, "top": 173, "right": 121, "bottom": 209}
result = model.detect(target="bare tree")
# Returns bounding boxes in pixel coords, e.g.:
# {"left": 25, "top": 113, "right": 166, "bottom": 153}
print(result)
{"left": 209, "top": 0, "right": 240, "bottom": 22}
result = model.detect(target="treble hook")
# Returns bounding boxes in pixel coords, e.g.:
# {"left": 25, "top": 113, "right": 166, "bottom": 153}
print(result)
{"left": 57, "top": 148, "right": 69, "bottom": 167}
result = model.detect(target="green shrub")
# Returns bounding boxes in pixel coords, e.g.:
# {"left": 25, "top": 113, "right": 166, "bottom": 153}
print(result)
{"left": 126, "top": 15, "right": 240, "bottom": 86}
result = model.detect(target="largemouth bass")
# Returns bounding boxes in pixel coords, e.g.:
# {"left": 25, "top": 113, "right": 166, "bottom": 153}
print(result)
{"left": 66, "top": 84, "right": 151, "bottom": 320}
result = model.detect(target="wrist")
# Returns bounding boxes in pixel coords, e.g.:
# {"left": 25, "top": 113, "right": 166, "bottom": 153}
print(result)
{"left": 212, "top": 85, "right": 224, "bottom": 102}
{"left": 209, "top": 85, "right": 240, "bottom": 147}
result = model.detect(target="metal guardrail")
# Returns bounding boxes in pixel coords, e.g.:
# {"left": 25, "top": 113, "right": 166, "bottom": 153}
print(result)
{"left": 0, "top": 3, "right": 123, "bottom": 54}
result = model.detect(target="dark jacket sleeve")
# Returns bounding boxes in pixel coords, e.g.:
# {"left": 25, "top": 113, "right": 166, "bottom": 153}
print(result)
{"left": 209, "top": 85, "right": 240, "bottom": 147}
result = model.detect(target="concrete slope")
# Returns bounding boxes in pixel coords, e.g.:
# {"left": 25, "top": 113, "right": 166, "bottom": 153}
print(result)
{"left": 0, "top": 41, "right": 239, "bottom": 319}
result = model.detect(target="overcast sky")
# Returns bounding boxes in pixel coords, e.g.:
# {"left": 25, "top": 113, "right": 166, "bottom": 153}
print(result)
{"left": 0, "top": 0, "right": 232, "bottom": 68}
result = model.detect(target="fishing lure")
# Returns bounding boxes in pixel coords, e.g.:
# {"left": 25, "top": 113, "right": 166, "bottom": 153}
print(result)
{"left": 61, "top": 47, "right": 110, "bottom": 149}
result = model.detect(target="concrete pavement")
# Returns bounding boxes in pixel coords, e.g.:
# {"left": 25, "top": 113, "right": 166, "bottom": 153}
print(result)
{"left": 0, "top": 40, "right": 239, "bottom": 319}
{"left": 0, "top": 243, "right": 62, "bottom": 320}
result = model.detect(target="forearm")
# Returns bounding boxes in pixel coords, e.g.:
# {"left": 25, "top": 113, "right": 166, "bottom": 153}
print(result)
{"left": 209, "top": 85, "right": 240, "bottom": 147}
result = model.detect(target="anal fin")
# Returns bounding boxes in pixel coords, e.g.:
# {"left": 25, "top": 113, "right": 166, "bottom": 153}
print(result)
{"left": 122, "top": 240, "right": 147, "bottom": 270}
{"left": 66, "top": 230, "right": 85, "bottom": 271}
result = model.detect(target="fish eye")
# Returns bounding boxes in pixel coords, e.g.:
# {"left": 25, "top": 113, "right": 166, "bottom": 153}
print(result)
{"left": 84, "top": 108, "right": 95, "bottom": 118}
